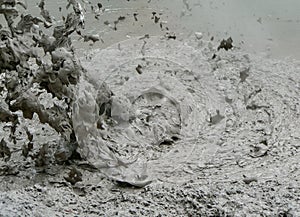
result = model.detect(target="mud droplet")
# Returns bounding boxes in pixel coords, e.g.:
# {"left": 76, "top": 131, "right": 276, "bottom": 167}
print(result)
{"left": 249, "top": 143, "right": 268, "bottom": 158}
{"left": 133, "top": 12, "right": 138, "bottom": 21}
{"left": 136, "top": 64, "right": 143, "bottom": 74}
{"left": 195, "top": 32, "right": 203, "bottom": 40}
{"left": 240, "top": 67, "right": 250, "bottom": 82}
{"left": 209, "top": 110, "right": 225, "bottom": 125}
{"left": 217, "top": 37, "right": 233, "bottom": 51}
{"left": 83, "top": 34, "right": 100, "bottom": 43}
{"left": 243, "top": 176, "right": 258, "bottom": 184}
{"left": 64, "top": 167, "right": 82, "bottom": 185}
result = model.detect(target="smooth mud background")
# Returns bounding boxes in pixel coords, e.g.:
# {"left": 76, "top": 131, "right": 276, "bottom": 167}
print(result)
{"left": 1, "top": 0, "right": 300, "bottom": 216}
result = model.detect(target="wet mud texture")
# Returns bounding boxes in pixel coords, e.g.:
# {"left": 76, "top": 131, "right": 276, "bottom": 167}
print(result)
{"left": 1, "top": 35, "right": 299, "bottom": 216}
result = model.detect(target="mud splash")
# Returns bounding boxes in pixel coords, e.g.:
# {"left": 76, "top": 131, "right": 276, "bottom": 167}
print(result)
{"left": 0, "top": 0, "right": 300, "bottom": 216}
{"left": 0, "top": 31, "right": 299, "bottom": 217}
{"left": 80, "top": 34, "right": 300, "bottom": 189}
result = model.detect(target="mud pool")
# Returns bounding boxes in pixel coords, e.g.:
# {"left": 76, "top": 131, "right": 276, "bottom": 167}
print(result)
{"left": 0, "top": 0, "right": 300, "bottom": 216}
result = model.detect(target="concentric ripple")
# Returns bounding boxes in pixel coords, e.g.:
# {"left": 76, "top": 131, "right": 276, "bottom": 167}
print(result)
{"left": 79, "top": 36, "right": 227, "bottom": 181}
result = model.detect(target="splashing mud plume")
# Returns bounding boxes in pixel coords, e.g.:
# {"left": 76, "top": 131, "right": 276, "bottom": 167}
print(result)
{"left": 0, "top": 0, "right": 299, "bottom": 216}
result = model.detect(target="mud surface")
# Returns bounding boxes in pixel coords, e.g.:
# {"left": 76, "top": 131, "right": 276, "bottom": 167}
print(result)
{"left": 1, "top": 1, "right": 300, "bottom": 216}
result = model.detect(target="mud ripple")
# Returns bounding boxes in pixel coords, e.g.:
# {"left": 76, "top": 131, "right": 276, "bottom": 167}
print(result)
{"left": 81, "top": 36, "right": 228, "bottom": 181}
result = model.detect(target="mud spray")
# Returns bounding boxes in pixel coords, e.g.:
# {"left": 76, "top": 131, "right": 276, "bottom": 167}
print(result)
{"left": 0, "top": 0, "right": 299, "bottom": 216}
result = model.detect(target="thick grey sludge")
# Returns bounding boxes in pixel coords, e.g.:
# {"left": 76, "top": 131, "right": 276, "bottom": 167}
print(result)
{"left": 78, "top": 35, "right": 300, "bottom": 189}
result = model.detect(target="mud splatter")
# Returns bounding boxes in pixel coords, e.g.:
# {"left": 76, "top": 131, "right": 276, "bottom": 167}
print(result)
{"left": 0, "top": 0, "right": 300, "bottom": 216}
